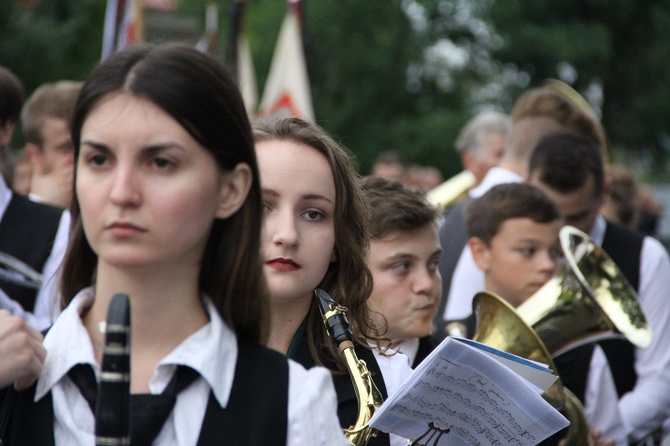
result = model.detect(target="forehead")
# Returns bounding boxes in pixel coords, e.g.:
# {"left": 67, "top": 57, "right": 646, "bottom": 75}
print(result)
{"left": 494, "top": 217, "right": 561, "bottom": 245}
{"left": 528, "top": 172, "right": 599, "bottom": 214}
{"left": 371, "top": 224, "right": 440, "bottom": 256}
{"left": 255, "top": 139, "right": 335, "bottom": 196}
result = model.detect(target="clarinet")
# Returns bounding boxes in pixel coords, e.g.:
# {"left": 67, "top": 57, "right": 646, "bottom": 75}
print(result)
{"left": 95, "top": 293, "right": 131, "bottom": 446}
{"left": 314, "top": 288, "right": 384, "bottom": 446}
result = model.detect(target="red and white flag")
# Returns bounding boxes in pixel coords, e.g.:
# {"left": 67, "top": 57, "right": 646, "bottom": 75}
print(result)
{"left": 229, "top": 1, "right": 259, "bottom": 117}
{"left": 102, "top": 0, "right": 143, "bottom": 61}
{"left": 258, "top": 0, "right": 314, "bottom": 121}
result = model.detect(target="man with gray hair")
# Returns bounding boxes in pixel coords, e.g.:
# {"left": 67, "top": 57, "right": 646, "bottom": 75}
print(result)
{"left": 433, "top": 111, "right": 509, "bottom": 337}
{"left": 454, "top": 110, "right": 510, "bottom": 187}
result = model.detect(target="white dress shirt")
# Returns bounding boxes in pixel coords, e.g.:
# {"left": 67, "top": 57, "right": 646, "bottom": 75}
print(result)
{"left": 589, "top": 216, "right": 670, "bottom": 441}
{"left": 36, "top": 288, "right": 348, "bottom": 445}
{"left": 372, "top": 346, "right": 413, "bottom": 446}
{"left": 0, "top": 176, "right": 70, "bottom": 330}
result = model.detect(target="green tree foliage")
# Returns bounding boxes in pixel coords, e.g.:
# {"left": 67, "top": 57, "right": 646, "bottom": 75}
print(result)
{"left": 487, "top": 0, "right": 670, "bottom": 176}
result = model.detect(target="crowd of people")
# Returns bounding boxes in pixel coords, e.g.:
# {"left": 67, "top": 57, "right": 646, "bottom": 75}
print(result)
{"left": 1, "top": 41, "right": 669, "bottom": 446}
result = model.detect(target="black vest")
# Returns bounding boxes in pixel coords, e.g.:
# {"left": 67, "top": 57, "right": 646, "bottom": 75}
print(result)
{"left": 412, "top": 335, "right": 441, "bottom": 369}
{"left": 0, "top": 341, "right": 289, "bottom": 445}
{"left": 290, "top": 329, "right": 391, "bottom": 446}
{"left": 0, "top": 193, "right": 62, "bottom": 311}
{"left": 434, "top": 199, "right": 471, "bottom": 340}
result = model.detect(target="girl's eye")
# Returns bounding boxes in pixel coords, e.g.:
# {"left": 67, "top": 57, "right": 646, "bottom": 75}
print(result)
{"left": 304, "top": 210, "right": 325, "bottom": 221}
{"left": 262, "top": 202, "right": 272, "bottom": 214}
{"left": 88, "top": 153, "right": 109, "bottom": 167}
{"left": 152, "top": 157, "right": 175, "bottom": 170}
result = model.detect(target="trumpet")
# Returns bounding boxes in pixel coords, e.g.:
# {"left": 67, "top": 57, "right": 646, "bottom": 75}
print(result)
{"left": 95, "top": 293, "right": 131, "bottom": 446}
{"left": 314, "top": 288, "right": 384, "bottom": 446}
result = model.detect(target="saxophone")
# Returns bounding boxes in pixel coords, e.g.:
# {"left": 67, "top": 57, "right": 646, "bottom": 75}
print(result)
{"left": 314, "top": 288, "right": 384, "bottom": 446}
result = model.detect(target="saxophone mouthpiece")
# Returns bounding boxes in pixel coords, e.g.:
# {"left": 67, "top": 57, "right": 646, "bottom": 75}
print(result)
{"left": 314, "top": 288, "right": 353, "bottom": 345}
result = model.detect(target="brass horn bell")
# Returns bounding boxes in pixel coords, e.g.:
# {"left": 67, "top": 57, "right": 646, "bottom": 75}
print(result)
{"left": 472, "top": 291, "right": 594, "bottom": 446}
{"left": 515, "top": 225, "right": 652, "bottom": 356}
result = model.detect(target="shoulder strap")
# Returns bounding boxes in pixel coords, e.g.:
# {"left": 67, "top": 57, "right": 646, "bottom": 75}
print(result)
{"left": 197, "top": 340, "right": 288, "bottom": 446}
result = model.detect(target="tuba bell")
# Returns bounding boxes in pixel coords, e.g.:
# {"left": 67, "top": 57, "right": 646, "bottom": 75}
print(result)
{"left": 471, "top": 290, "right": 594, "bottom": 446}
{"left": 515, "top": 225, "right": 652, "bottom": 356}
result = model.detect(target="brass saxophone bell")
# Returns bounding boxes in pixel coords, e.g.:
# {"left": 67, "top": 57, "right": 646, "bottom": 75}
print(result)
{"left": 516, "top": 225, "right": 652, "bottom": 356}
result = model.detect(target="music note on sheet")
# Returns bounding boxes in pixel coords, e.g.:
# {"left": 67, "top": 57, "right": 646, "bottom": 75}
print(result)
{"left": 369, "top": 337, "right": 569, "bottom": 446}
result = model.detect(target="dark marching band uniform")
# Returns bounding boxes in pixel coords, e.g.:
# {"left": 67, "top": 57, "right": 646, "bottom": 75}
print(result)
{"left": 0, "top": 288, "right": 348, "bottom": 445}
{"left": 0, "top": 178, "right": 68, "bottom": 329}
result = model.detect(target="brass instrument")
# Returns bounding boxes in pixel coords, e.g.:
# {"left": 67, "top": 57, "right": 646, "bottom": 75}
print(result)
{"left": 426, "top": 170, "right": 476, "bottom": 211}
{"left": 314, "top": 288, "right": 384, "bottom": 446}
{"left": 472, "top": 291, "right": 593, "bottom": 446}
{"left": 95, "top": 293, "right": 131, "bottom": 446}
{"left": 516, "top": 225, "right": 651, "bottom": 356}
{"left": 465, "top": 226, "right": 652, "bottom": 445}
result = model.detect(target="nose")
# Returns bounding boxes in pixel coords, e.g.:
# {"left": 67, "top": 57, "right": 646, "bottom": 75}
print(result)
{"left": 538, "top": 250, "right": 558, "bottom": 276}
{"left": 271, "top": 209, "right": 299, "bottom": 248}
{"left": 412, "top": 267, "right": 439, "bottom": 299}
{"left": 109, "top": 164, "right": 141, "bottom": 207}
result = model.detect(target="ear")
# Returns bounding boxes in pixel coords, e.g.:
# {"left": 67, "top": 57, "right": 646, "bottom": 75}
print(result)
{"left": 215, "top": 163, "right": 253, "bottom": 219}
{"left": 25, "top": 143, "right": 46, "bottom": 174}
{"left": 468, "top": 237, "right": 491, "bottom": 272}
{"left": 330, "top": 248, "right": 338, "bottom": 263}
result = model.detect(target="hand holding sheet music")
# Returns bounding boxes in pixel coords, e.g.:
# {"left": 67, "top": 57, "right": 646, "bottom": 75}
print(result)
{"left": 369, "top": 337, "right": 569, "bottom": 446}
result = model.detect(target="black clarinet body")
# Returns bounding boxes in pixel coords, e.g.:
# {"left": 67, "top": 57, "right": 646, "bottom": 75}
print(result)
{"left": 95, "top": 293, "right": 131, "bottom": 446}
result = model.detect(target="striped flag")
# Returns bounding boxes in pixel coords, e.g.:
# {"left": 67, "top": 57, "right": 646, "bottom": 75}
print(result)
{"left": 102, "top": 0, "right": 144, "bottom": 61}
{"left": 258, "top": 0, "right": 314, "bottom": 121}
{"left": 228, "top": 1, "right": 258, "bottom": 117}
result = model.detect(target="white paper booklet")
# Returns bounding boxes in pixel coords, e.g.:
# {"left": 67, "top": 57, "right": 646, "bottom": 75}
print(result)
{"left": 369, "top": 336, "right": 569, "bottom": 445}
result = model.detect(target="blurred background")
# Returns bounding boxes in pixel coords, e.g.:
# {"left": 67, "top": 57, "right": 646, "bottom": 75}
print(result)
{"left": 3, "top": 0, "right": 670, "bottom": 238}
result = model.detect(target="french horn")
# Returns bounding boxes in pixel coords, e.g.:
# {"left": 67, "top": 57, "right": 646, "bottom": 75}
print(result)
{"left": 515, "top": 225, "right": 651, "bottom": 356}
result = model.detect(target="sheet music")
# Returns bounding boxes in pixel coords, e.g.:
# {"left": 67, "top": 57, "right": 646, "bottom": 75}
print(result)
{"left": 369, "top": 337, "right": 569, "bottom": 445}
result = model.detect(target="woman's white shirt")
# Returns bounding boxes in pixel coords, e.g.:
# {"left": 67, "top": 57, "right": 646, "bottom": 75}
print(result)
{"left": 36, "top": 287, "right": 347, "bottom": 445}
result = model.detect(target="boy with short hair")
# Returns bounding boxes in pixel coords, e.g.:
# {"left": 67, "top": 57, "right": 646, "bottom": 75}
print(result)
{"left": 463, "top": 182, "right": 624, "bottom": 446}
{"left": 467, "top": 182, "right": 563, "bottom": 309}
{"left": 361, "top": 176, "right": 442, "bottom": 368}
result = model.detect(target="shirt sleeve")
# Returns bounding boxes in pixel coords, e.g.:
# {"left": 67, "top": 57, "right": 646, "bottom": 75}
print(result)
{"left": 584, "top": 345, "right": 627, "bottom": 446}
{"left": 618, "top": 236, "right": 670, "bottom": 441}
{"left": 286, "top": 361, "right": 349, "bottom": 446}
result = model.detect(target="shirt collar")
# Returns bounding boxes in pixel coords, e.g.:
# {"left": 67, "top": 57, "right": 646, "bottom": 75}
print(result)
{"left": 469, "top": 167, "right": 523, "bottom": 198}
{"left": 36, "top": 287, "right": 98, "bottom": 401}
{"left": 395, "top": 338, "right": 420, "bottom": 366}
{"left": 36, "top": 288, "right": 237, "bottom": 409}
{"left": 589, "top": 214, "right": 607, "bottom": 247}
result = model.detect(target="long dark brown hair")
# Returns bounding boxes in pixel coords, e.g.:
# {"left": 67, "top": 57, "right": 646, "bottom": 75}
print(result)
{"left": 61, "top": 44, "right": 269, "bottom": 343}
